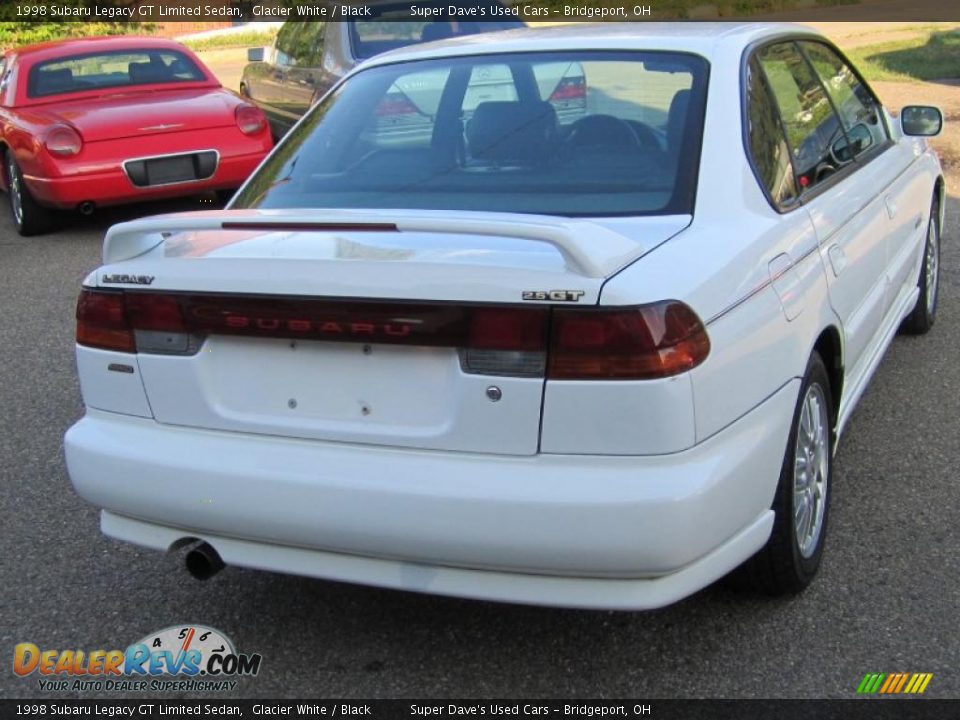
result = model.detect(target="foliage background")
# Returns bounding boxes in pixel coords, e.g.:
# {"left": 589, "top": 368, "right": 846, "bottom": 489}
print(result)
{"left": 0, "top": 22, "right": 150, "bottom": 49}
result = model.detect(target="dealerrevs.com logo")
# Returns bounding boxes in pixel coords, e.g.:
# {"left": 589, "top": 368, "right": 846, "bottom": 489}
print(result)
{"left": 13, "top": 625, "right": 262, "bottom": 692}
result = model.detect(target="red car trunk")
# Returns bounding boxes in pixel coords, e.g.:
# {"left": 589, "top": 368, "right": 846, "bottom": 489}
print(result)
{"left": 34, "top": 87, "right": 236, "bottom": 142}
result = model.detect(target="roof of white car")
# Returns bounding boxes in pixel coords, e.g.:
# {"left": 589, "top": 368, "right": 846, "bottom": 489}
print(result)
{"left": 363, "top": 22, "right": 822, "bottom": 67}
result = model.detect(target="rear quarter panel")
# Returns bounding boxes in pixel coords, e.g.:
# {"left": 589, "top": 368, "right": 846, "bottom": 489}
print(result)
{"left": 597, "top": 36, "right": 839, "bottom": 475}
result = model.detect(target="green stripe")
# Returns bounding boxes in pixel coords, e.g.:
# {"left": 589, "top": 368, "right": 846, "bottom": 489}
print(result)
{"left": 869, "top": 673, "right": 887, "bottom": 694}
{"left": 856, "top": 674, "right": 874, "bottom": 693}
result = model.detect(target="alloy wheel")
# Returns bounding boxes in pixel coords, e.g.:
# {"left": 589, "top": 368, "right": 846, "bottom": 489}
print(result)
{"left": 8, "top": 156, "right": 23, "bottom": 226}
{"left": 793, "top": 383, "right": 829, "bottom": 559}
{"left": 925, "top": 217, "right": 939, "bottom": 313}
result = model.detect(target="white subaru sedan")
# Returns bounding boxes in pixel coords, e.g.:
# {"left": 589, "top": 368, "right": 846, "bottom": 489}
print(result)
{"left": 65, "top": 23, "right": 945, "bottom": 610}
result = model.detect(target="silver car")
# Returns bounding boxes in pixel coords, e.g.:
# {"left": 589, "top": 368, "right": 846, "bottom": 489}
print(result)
{"left": 240, "top": 3, "right": 531, "bottom": 139}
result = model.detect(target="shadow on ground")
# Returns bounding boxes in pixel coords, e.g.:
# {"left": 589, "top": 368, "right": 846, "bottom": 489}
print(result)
{"left": 860, "top": 30, "right": 960, "bottom": 84}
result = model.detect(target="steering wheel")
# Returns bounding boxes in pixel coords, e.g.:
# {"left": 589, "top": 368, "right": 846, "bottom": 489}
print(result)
{"left": 566, "top": 115, "right": 644, "bottom": 149}
{"left": 624, "top": 120, "right": 661, "bottom": 149}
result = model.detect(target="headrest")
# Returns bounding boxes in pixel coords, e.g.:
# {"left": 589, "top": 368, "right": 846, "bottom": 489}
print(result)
{"left": 129, "top": 62, "right": 168, "bottom": 84}
{"left": 466, "top": 101, "right": 557, "bottom": 165}
{"left": 667, "top": 89, "right": 691, "bottom": 151}
{"left": 35, "top": 68, "right": 74, "bottom": 95}
{"left": 420, "top": 23, "right": 454, "bottom": 43}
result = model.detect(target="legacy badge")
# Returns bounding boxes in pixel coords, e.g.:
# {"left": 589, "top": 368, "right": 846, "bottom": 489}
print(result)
{"left": 102, "top": 274, "right": 155, "bottom": 285}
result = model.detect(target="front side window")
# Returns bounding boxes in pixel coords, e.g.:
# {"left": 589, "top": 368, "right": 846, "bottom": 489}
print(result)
{"left": 745, "top": 55, "right": 798, "bottom": 207}
{"left": 27, "top": 50, "right": 206, "bottom": 97}
{"left": 799, "top": 41, "right": 889, "bottom": 162}
{"left": 757, "top": 42, "right": 846, "bottom": 193}
{"left": 233, "top": 51, "right": 708, "bottom": 217}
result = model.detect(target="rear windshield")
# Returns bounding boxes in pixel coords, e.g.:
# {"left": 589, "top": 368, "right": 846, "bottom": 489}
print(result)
{"left": 233, "top": 51, "right": 708, "bottom": 217}
{"left": 27, "top": 49, "right": 206, "bottom": 98}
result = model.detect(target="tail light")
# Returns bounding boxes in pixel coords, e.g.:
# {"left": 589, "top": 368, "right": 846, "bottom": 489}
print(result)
{"left": 549, "top": 76, "right": 586, "bottom": 103}
{"left": 549, "top": 302, "right": 710, "bottom": 380}
{"left": 375, "top": 93, "right": 420, "bottom": 117}
{"left": 76, "top": 290, "right": 134, "bottom": 353}
{"left": 461, "top": 307, "right": 548, "bottom": 377}
{"left": 75, "top": 290, "right": 709, "bottom": 380}
{"left": 45, "top": 125, "right": 83, "bottom": 157}
{"left": 235, "top": 104, "right": 266, "bottom": 135}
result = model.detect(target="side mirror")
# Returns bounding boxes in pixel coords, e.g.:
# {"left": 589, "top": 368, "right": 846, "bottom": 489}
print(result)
{"left": 900, "top": 105, "right": 943, "bottom": 137}
{"left": 247, "top": 47, "right": 265, "bottom": 63}
{"left": 830, "top": 123, "right": 874, "bottom": 165}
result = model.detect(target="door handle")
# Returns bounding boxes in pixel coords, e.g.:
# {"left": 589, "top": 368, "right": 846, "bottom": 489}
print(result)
{"left": 884, "top": 196, "right": 898, "bottom": 220}
{"left": 768, "top": 253, "right": 803, "bottom": 321}
{"left": 827, "top": 245, "right": 847, "bottom": 277}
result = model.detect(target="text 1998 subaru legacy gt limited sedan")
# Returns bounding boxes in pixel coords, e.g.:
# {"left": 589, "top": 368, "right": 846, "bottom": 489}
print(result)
{"left": 65, "top": 23, "right": 945, "bottom": 610}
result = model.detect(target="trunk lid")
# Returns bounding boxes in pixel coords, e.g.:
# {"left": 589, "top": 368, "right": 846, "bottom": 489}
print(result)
{"left": 95, "top": 209, "right": 689, "bottom": 455}
{"left": 41, "top": 86, "right": 232, "bottom": 143}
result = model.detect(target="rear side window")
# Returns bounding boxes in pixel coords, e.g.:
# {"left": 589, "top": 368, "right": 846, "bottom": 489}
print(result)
{"left": 799, "top": 41, "right": 890, "bottom": 161}
{"left": 28, "top": 50, "right": 205, "bottom": 98}
{"left": 757, "top": 42, "right": 845, "bottom": 193}
{"left": 745, "top": 56, "right": 798, "bottom": 207}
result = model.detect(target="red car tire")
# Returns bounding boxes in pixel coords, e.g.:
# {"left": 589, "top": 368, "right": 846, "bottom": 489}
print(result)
{"left": 6, "top": 151, "right": 52, "bottom": 237}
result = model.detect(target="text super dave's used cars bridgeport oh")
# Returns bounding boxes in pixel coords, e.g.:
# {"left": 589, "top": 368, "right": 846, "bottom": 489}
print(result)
{"left": 62, "top": 23, "right": 945, "bottom": 609}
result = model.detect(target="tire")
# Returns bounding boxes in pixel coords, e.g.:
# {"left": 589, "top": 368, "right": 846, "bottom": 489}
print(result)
{"left": 901, "top": 195, "right": 941, "bottom": 335}
{"left": 745, "top": 352, "right": 834, "bottom": 595}
{"left": 6, "top": 150, "right": 51, "bottom": 236}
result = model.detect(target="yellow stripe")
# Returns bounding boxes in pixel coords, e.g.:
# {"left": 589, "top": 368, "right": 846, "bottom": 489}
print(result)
{"left": 894, "top": 673, "right": 910, "bottom": 693}
{"left": 904, "top": 674, "right": 920, "bottom": 693}
{"left": 880, "top": 674, "right": 897, "bottom": 693}
{"left": 918, "top": 674, "right": 933, "bottom": 694}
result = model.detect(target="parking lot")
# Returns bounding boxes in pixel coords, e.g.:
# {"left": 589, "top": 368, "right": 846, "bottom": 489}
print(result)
{"left": 0, "top": 182, "right": 957, "bottom": 698}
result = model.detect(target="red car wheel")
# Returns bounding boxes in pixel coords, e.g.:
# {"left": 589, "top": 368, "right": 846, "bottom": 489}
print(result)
{"left": 6, "top": 151, "right": 52, "bottom": 237}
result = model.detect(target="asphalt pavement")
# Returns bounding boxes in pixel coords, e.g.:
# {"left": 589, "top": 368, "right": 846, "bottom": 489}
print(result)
{"left": 0, "top": 195, "right": 957, "bottom": 700}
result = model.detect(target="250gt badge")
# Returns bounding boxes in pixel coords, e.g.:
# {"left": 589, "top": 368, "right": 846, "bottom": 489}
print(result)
{"left": 522, "top": 290, "right": 586, "bottom": 302}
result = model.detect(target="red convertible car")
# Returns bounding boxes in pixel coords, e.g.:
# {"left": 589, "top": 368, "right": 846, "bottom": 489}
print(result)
{"left": 0, "top": 36, "right": 272, "bottom": 235}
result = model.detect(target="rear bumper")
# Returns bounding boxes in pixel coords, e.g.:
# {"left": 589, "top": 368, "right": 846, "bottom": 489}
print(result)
{"left": 24, "top": 150, "right": 264, "bottom": 209}
{"left": 101, "top": 510, "right": 773, "bottom": 611}
{"left": 64, "top": 379, "right": 798, "bottom": 609}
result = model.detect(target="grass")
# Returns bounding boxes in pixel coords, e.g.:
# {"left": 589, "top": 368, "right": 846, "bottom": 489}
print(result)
{"left": 846, "top": 30, "right": 960, "bottom": 82}
{"left": 181, "top": 29, "right": 277, "bottom": 53}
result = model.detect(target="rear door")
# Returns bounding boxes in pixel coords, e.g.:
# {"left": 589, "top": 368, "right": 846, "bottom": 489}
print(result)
{"left": 799, "top": 40, "right": 927, "bottom": 319}
{"left": 283, "top": 23, "right": 328, "bottom": 119}
{"left": 256, "top": 21, "right": 302, "bottom": 136}
{"left": 757, "top": 40, "right": 892, "bottom": 378}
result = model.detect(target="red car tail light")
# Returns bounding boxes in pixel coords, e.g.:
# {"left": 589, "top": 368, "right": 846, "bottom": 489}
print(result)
{"left": 235, "top": 104, "right": 266, "bottom": 135}
{"left": 548, "top": 301, "right": 710, "bottom": 380}
{"left": 45, "top": 125, "right": 83, "bottom": 157}
{"left": 76, "top": 290, "right": 134, "bottom": 353}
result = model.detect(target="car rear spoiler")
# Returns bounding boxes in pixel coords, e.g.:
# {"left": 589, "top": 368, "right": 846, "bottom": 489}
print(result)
{"left": 101, "top": 210, "right": 654, "bottom": 279}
